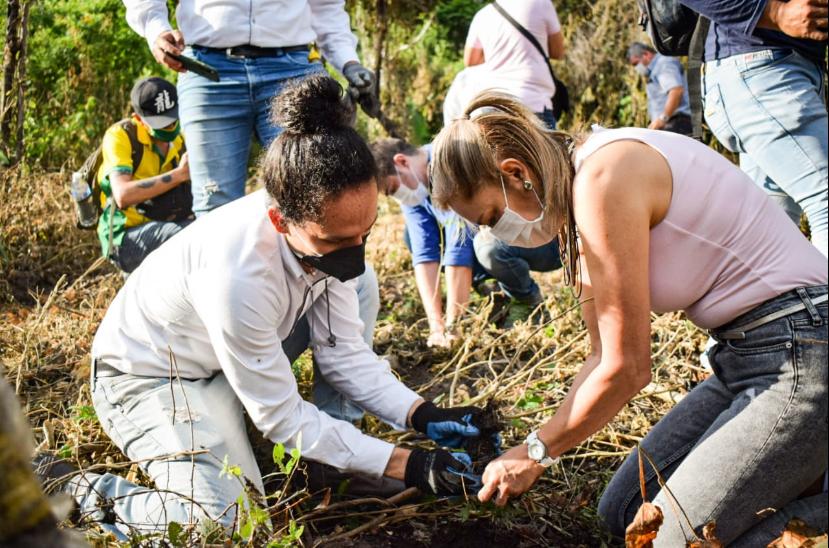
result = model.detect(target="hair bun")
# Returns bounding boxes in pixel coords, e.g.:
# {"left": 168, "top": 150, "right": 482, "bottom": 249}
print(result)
{"left": 273, "top": 74, "right": 354, "bottom": 134}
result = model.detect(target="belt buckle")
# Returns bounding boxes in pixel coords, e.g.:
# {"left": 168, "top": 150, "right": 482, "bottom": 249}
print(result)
{"left": 226, "top": 47, "right": 245, "bottom": 59}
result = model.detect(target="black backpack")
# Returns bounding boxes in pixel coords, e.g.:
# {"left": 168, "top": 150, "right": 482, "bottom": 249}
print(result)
{"left": 637, "top": 0, "right": 701, "bottom": 56}
{"left": 636, "top": 0, "right": 710, "bottom": 140}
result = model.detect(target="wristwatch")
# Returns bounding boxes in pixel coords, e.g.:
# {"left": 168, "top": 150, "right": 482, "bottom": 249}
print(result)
{"left": 658, "top": 113, "right": 671, "bottom": 122}
{"left": 525, "top": 431, "right": 557, "bottom": 468}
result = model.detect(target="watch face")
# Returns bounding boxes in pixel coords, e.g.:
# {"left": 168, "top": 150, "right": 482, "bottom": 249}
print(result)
{"left": 528, "top": 442, "right": 544, "bottom": 461}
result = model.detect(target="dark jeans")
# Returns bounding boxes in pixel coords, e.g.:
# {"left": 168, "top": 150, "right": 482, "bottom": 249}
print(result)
{"left": 599, "top": 285, "right": 828, "bottom": 546}
{"left": 663, "top": 112, "right": 692, "bottom": 136}
{"left": 110, "top": 220, "right": 191, "bottom": 273}
{"left": 473, "top": 232, "right": 562, "bottom": 303}
{"left": 535, "top": 107, "right": 557, "bottom": 130}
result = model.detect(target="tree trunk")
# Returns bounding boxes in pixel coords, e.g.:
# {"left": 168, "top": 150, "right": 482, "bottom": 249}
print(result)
{"left": 1, "top": 0, "right": 22, "bottom": 152}
{"left": 15, "top": 0, "right": 31, "bottom": 162}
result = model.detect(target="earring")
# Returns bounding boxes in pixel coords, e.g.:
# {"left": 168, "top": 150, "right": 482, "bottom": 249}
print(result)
{"left": 523, "top": 180, "right": 533, "bottom": 191}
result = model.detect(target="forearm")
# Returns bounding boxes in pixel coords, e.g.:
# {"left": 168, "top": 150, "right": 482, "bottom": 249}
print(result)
{"left": 444, "top": 265, "right": 472, "bottom": 326}
{"left": 662, "top": 88, "right": 684, "bottom": 118}
{"left": 414, "top": 262, "right": 444, "bottom": 331}
{"left": 537, "top": 354, "right": 649, "bottom": 458}
{"left": 111, "top": 167, "right": 186, "bottom": 209}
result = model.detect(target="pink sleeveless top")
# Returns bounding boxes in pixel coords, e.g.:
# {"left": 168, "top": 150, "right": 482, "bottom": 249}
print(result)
{"left": 574, "top": 127, "right": 828, "bottom": 329}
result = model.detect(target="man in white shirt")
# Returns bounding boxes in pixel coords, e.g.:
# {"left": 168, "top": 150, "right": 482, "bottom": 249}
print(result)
{"left": 35, "top": 75, "right": 487, "bottom": 539}
{"left": 123, "top": 0, "right": 379, "bottom": 217}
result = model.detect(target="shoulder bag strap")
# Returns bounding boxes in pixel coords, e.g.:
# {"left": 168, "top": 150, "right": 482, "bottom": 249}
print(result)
{"left": 491, "top": 1, "right": 556, "bottom": 84}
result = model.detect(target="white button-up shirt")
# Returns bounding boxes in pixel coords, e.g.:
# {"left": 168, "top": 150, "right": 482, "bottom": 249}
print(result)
{"left": 123, "top": 0, "right": 360, "bottom": 71}
{"left": 92, "top": 190, "right": 420, "bottom": 477}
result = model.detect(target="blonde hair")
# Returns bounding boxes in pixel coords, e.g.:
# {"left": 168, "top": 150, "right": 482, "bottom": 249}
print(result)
{"left": 431, "top": 91, "right": 580, "bottom": 290}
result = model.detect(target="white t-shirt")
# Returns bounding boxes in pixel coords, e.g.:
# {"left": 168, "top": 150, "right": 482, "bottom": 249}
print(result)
{"left": 92, "top": 190, "right": 421, "bottom": 477}
{"left": 464, "top": 0, "right": 562, "bottom": 113}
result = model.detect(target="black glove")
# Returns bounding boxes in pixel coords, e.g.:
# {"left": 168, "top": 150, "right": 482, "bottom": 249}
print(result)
{"left": 404, "top": 448, "right": 481, "bottom": 496}
{"left": 411, "top": 401, "right": 485, "bottom": 448}
{"left": 342, "top": 62, "right": 380, "bottom": 118}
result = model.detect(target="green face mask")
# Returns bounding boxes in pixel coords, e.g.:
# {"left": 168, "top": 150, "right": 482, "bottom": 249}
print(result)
{"left": 149, "top": 122, "right": 181, "bottom": 142}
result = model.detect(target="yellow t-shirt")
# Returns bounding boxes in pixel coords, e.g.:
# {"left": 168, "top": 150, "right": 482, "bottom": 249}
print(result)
{"left": 96, "top": 117, "right": 186, "bottom": 255}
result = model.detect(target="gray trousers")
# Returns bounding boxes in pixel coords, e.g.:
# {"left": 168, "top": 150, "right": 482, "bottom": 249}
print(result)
{"left": 71, "top": 266, "right": 380, "bottom": 538}
{"left": 599, "top": 286, "right": 828, "bottom": 546}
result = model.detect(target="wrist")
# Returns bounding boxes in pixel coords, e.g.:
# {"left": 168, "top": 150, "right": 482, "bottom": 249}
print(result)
{"left": 658, "top": 113, "right": 670, "bottom": 122}
{"left": 410, "top": 400, "right": 437, "bottom": 433}
{"left": 384, "top": 446, "right": 410, "bottom": 481}
{"left": 407, "top": 398, "right": 425, "bottom": 428}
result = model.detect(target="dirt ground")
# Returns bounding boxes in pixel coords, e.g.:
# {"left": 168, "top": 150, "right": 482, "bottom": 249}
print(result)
{"left": 1, "top": 169, "right": 710, "bottom": 546}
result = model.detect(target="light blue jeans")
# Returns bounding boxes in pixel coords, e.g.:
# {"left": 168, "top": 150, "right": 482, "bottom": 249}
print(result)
{"left": 177, "top": 47, "right": 325, "bottom": 216}
{"left": 71, "top": 266, "right": 380, "bottom": 538}
{"left": 703, "top": 49, "right": 828, "bottom": 257}
{"left": 473, "top": 231, "right": 561, "bottom": 304}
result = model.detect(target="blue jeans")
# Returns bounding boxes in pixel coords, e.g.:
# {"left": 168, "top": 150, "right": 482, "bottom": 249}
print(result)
{"left": 177, "top": 47, "right": 325, "bottom": 216}
{"left": 110, "top": 220, "right": 191, "bottom": 273}
{"left": 281, "top": 265, "right": 380, "bottom": 423}
{"left": 536, "top": 107, "right": 557, "bottom": 130}
{"left": 703, "top": 49, "right": 828, "bottom": 257}
{"left": 599, "top": 285, "right": 828, "bottom": 546}
{"left": 473, "top": 231, "right": 561, "bottom": 303}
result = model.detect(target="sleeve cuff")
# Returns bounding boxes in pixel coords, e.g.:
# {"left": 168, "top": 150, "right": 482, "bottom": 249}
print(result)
{"left": 383, "top": 385, "right": 421, "bottom": 431}
{"left": 351, "top": 435, "right": 396, "bottom": 478}
{"left": 329, "top": 47, "right": 360, "bottom": 74}
{"left": 106, "top": 165, "right": 133, "bottom": 176}
{"left": 144, "top": 18, "right": 174, "bottom": 50}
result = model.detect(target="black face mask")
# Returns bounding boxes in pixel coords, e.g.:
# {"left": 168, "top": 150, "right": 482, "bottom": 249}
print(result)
{"left": 300, "top": 241, "right": 366, "bottom": 282}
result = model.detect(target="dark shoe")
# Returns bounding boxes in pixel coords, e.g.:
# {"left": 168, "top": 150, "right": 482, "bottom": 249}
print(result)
{"left": 32, "top": 453, "right": 79, "bottom": 495}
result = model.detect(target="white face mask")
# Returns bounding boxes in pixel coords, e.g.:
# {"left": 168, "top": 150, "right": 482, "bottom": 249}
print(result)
{"left": 391, "top": 165, "right": 429, "bottom": 207}
{"left": 634, "top": 62, "right": 650, "bottom": 78}
{"left": 489, "top": 173, "right": 556, "bottom": 248}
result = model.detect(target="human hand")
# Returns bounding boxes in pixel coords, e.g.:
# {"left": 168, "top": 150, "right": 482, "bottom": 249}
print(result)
{"left": 411, "top": 401, "right": 486, "bottom": 448}
{"left": 403, "top": 447, "right": 481, "bottom": 496}
{"left": 477, "top": 444, "right": 546, "bottom": 506}
{"left": 648, "top": 117, "right": 666, "bottom": 130}
{"left": 343, "top": 62, "right": 381, "bottom": 118}
{"left": 427, "top": 330, "right": 451, "bottom": 348}
{"left": 767, "top": 0, "right": 828, "bottom": 41}
{"left": 152, "top": 30, "right": 186, "bottom": 72}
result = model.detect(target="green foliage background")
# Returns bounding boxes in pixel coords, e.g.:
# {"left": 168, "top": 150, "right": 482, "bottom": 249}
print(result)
{"left": 10, "top": 0, "right": 654, "bottom": 168}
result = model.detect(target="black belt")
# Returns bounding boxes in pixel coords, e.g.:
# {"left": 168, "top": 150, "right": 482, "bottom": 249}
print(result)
{"left": 192, "top": 44, "right": 309, "bottom": 59}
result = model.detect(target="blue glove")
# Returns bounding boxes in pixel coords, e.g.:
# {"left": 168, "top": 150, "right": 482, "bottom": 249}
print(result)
{"left": 411, "top": 401, "right": 483, "bottom": 448}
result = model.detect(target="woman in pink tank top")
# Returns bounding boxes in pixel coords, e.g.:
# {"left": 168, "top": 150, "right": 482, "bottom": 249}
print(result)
{"left": 430, "top": 91, "right": 828, "bottom": 546}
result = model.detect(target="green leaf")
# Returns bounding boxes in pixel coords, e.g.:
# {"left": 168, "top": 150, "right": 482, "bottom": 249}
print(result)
{"left": 167, "top": 521, "right": 184, "bottom": 547}
{"left": 239, "top": 519, "right": 253, "bottom": 540}
{"left": 273, "top": 443, "right": 286, "bottom": 467}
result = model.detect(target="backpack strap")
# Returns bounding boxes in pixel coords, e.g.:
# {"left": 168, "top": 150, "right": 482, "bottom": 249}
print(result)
{"left": 687, "top": 16, "right": 709, "bottom": 141}
{"left": 491, "top": 1, "right": 556, "bottom": 86}
{"left": 117, "top": 118, "right": 144, "bottom": 174}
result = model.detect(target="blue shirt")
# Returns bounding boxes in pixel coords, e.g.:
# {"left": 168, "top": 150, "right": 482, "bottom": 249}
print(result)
{"left": 401, "top": 143, "right": 475, "bottom": 268}
{"left": 680, "top": 0, "right": 826, "bottom": 64}
{"left": 646, "top": 54, "right": 691, "bottom": 122}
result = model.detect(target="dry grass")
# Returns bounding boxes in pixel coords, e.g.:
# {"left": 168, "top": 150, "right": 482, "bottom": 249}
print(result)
{"left": 0, "top": 167, "right": 708, "bottom": 546}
